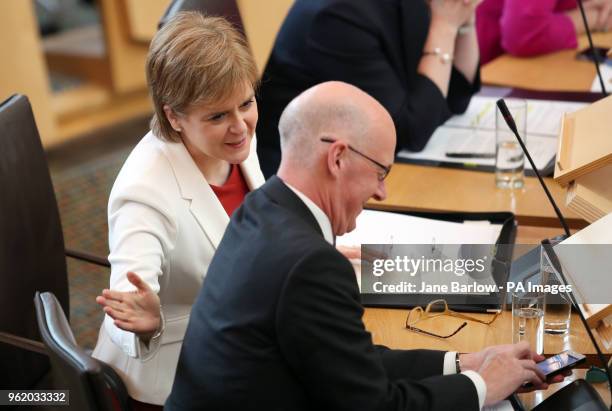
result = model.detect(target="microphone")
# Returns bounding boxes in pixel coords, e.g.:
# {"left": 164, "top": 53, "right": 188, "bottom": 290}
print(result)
{"left": 496, "top": 99, "right": 571, "bottom": 237}
{"left": 496, "top": 100, "right": 519, "bottom": 135}
{"left": 576, "top": 0, "right": 608, "bottom": 96}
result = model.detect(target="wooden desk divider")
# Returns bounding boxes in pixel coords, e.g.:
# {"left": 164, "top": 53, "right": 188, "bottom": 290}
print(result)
{"left": 555, "top": 213, "right": 612, "bottom": 328}
{"left": 566, "top": 166, "right": 612, "bottom": 223}
{"left": 554, "top": 95, "right": 612, "bottom": 185}
{"left": 554, "top": 95, "right": 612, "bottom": 222}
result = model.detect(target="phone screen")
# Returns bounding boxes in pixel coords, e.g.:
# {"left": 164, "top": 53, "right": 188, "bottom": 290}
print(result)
{"left": 537, "top": 351, "right": 584, "bottom": 376}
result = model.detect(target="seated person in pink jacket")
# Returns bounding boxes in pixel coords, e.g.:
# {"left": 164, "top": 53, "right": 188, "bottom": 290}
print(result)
{"left": 477, "top": 0, "right": 612, "bottom": 64}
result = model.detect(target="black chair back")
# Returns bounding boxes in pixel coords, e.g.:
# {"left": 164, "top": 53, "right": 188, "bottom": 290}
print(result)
{"left": 158, "top": 0, "right": 244, "bottom": 34}
{"left": 0, "top": 94, "right": 69, "bottom": 389}
{"left": 35, "top": 291, "right": 130, "bottom": 411}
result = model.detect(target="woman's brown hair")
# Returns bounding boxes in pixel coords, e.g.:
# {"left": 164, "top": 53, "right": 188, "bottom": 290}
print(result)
{"left": 146, "top": 11, "right": 258, "bottom": 142}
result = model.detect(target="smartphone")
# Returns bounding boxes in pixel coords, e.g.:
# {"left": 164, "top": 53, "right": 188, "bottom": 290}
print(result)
{"left": 537, "top": 350, "right": 586, "bottom": 378}
{"left": 576, "top": 47, "right": 611, "bottom": 64}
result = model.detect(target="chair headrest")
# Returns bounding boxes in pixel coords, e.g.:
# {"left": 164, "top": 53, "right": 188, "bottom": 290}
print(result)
{"left": 35, "top": 292, "right": 100, "bottom": 374}
{"left": 34, "top": 292, "right": 131, "bottom": 411}
{"left": 158, "top": 0, "right": 244, "bottom": 35}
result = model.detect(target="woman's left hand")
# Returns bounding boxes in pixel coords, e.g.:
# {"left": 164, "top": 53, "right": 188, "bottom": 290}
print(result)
{"left": 96, "top": 271, "right": 161, "bottom": 341}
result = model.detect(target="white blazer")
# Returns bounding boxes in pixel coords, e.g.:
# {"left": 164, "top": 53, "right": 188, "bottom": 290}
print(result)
{"left": 92, "top": 131, "right": 265, "bottom": 405}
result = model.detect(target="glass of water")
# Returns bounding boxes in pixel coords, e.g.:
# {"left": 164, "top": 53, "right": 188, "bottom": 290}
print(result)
{"left": 495, "top": 99, "right": 527, "bottom": 189}
{"left": 541, "top": 245, "right": 572, "bottom": 334}
{"left": 512, "top": 291, "right": 544, "bottom": 354}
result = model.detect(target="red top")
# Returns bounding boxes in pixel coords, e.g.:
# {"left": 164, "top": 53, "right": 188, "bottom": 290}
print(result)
{"left": 210, "top": 164, "right": 250, "bottom": 216}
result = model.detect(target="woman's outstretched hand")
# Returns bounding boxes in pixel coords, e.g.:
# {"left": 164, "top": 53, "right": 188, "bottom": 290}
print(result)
{"left": 96, "top": 271, "right": 161, "bottom": 341}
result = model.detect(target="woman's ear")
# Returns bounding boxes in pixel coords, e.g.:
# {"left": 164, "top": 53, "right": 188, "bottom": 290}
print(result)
{"left": 163, "top": 105, "right": 182, "bottom": 132}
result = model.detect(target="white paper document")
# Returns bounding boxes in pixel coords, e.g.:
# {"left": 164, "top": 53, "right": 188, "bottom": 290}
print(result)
{"left": 553, "top": 212, "right": 612, "bottom": 304}
{"left": 397, "top": 96, "right": 587, "bottom": 171}
{"left": 336, "top": 210, "right": 502, "bottom": 247}
{"left": 337, "top": 210, "right": 504, "bottom": 291}
{"left": 590, "top": 64, "right": 612, "bottom": 93}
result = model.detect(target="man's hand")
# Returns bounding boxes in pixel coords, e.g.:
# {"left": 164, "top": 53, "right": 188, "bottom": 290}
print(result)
{"left": 460, "top": 343, "right": 531, "bottom": 372}
{"left": 477, "top": 342, "right": 546, "bottom": 405}
{"left": 96, "top": 271, "right": 161, "bottom": 342}
{"left": 460, "top": 342, "right": 569, "bottom": 406}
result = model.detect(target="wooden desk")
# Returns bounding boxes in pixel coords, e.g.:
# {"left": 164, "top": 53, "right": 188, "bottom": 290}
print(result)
{"left": 368, "top": 163, "right": 586, "bottom": 228}
{"left": 363, "top": 305, "right": 610, "bottom": 408}
{"left": 361, "top": 226, "right": 594, "bottom": 354}
{"left": 362, "top": 226, "right": 610, "bottom": 408}
{"left": 482, "top": 32, "right": 612, "bottom": 92}
{"left": 363, "top": 310, "right": 606, "bottom": 356}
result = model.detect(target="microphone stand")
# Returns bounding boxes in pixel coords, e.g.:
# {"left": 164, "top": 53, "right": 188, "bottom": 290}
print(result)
{"left": 495, "top": 99, "right": 571, "bottom": 237}
{"left": 498, "top": 98, "right": 612, "bottom": 407}
{"left": 576, "top": 0, "right": 608, "bottom": 97}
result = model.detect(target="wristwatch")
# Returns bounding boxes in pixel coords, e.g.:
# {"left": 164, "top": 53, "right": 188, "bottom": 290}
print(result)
{"left": 455, "top": 353, "right": 462, "bottom": 373}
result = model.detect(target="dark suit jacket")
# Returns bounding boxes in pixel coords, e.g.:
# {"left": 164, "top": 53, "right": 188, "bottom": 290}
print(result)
{"left": 255, "top": 0, "right": 481, "bottom": 177}
{"left": 165, "top": 176, "right": 479, "bottom": 411}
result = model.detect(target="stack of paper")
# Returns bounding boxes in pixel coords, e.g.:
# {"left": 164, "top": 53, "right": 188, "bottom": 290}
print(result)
{"left": 337, "top": 210, "right": 504, "bottom": 290}
{"left": 398, "top": 96, "right": 587, "bottom": 172}
{"left": 337, "top": 209, "right": 502, "bottom": 246}
{"left": 590, "top": 64, "right": 612, "bottom": 94}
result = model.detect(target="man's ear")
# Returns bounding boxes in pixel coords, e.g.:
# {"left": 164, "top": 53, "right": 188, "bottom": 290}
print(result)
{"left": 326, "top": 140, "right": 348, "bottom": 179}
{"left": 163, "top": 105, "right": 182, "bottom": 132}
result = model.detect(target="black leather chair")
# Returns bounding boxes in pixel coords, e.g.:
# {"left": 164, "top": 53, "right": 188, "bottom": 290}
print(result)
{"left": 35, "top": 291, "right": 130, "bottom": 411}
{"left": 158, "top": 0, "right": 244, "bottom": 34}
{"left": 0, "top": 94, "right": 109, "bottom": 390}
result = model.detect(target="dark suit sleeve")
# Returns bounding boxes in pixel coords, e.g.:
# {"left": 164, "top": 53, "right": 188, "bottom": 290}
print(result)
{"left": 448, "top": 67, "right": 481, "bottom": 115}
{"left": 374, "top": 345, "right": 446, "bottom": 382}
{"left": 276, "top": 248, "right": 479, "bottom": 411}
{"left": 304, "top": 4, "right": 478, "bottom": 152}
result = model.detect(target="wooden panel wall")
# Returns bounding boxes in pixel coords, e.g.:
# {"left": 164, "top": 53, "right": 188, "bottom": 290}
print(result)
{"left": 0, "top": 1, "right": 55, "bottom": 144}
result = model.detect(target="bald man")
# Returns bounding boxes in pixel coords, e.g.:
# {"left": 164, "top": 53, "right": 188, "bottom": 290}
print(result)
{"left": 165, "top": 82, "right": 551, "bottom": 411}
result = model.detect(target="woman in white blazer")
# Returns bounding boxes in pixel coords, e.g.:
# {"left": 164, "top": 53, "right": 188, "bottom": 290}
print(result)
{"left": 92, "top": 12, "right": 265, "bottom": 409}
